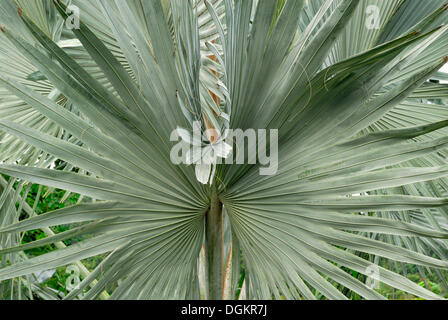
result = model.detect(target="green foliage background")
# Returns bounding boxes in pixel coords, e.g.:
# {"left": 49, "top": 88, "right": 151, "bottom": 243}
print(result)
{"left": 3, "top": 174, "right": 106, "bottom": 299}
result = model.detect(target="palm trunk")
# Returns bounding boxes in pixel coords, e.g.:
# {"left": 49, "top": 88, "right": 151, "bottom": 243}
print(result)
{"left": 205, "top": 188, "right": 224, "bottom": 300}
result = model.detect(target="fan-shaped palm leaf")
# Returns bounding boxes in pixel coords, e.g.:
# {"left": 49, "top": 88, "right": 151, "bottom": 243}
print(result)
{"left": 0, "top": 0, "right": 448, "bottom": 300}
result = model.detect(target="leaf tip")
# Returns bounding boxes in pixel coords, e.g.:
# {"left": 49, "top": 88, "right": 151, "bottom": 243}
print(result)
{"left": 52, "top": 0, "right": 62, "bottom": 8}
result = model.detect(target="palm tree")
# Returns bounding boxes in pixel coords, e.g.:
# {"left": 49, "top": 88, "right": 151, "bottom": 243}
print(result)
{"left": 0, "top": 0, "right": 448, "bottom": 300}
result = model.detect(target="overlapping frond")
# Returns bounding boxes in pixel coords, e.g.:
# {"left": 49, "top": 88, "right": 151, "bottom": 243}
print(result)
{"left": 0, "top": 0, "right": 447, "bottom": 300}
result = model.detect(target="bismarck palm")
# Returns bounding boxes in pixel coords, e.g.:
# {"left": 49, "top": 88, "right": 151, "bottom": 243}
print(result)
{"left": 0, "top": 0, "right": 448, "bottom": 300}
